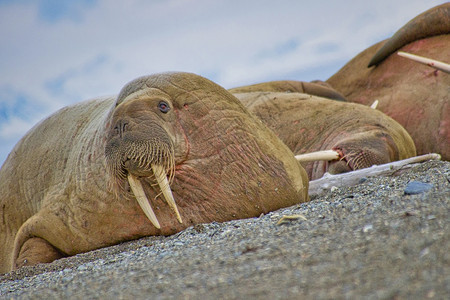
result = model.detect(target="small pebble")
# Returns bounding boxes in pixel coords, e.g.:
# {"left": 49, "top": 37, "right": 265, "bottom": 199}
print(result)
{"left": 61, "top": 276, "right": 75, "bottom": 283}
{"left": 77, "top": 264, "right": 88, "bottom": 271}
{"left": 420, "top": 247, "right": 430, "bottom": 258}
{"left": 363, "top": 224, "right": 373, "bottom": 233}
{"left": 404, "top": 181, "right": 433, "bottom": 195}
{"left": 358, "top": 177, "right": 367, "bottom": 184}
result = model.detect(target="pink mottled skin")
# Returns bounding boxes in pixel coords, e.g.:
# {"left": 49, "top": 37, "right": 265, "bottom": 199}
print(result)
{"left": 327, "top": 3, "right": 450, "bottom": 159}
{"left": 328, "top": 35, "right": 449, "bottom": 160}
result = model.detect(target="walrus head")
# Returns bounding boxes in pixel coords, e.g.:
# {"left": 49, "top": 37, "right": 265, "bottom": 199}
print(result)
{"left": 104, "top": 72, "right": 308, "bottom": 232}
{"left": 105, "top": 81, "right": 183, "bottom": 229}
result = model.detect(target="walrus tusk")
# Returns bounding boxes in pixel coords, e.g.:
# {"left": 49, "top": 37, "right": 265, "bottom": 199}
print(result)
{"left": 295, "top": 150, "right": 340, "bottom": 162}
{"left": 151, "top": 164, "right": 183, "bottom": 224}
{"left": 397, "top": 51, "right": 450, "bottom": 74}
{"left": 128, "top": 173, "right": 161, "bottom": 229}
{"left": 370, "top": 100, "right": 379, "bottom": 109}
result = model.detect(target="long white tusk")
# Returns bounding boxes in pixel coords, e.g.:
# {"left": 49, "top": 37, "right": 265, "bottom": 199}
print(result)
{"left": 398, "top": 51, "right": 450, "bottom": 74}
{"left": 128, "top": 173, "right": 161, "bottom": 229}
{"left": 295, "top": 150, "right": 340, "bottom": 162}
{"left": 370, "top": 100, "right": 379, "bottom": 109}
{"left": 152, "top": 164, "right": 183, "bottom": 224}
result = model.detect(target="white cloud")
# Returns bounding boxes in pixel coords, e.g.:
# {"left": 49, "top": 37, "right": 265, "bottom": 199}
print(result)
{"left": 0, "top": 117, "right": 37, "bottom": 140}
{"left": 0, "top": 0, "right": 446, "bottom": 165}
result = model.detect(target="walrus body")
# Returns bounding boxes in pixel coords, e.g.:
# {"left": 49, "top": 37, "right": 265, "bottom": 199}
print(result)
{"left": 0, "top": 72, "right": 308, "bottom": 273}
{"left": 327, "top": 3, "right": 450, "bottom": 160}
{"left": 233, "top": 91, "right": 416, "bottom": 180}
{"left": 228, "top": 80, "right": 347, "bottom": 102}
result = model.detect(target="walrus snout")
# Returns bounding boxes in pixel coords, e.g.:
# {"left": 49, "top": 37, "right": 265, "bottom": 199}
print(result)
{"left": 105, "top": 101, "right": 182, "bottom": 229}
{"left": 105, "top": 127, "right": 174, "bottom": 177}
{"left": 327, "top": 148, "right": 386, "bottom": 175}
{"left": 123, "top": 158, "right": 154, "bottom": 177}
{"left": 105, "top": 134, "right": 181, "bottom": 229}
{"left": 328, "top": 132, "right": 398, "bottom": 174}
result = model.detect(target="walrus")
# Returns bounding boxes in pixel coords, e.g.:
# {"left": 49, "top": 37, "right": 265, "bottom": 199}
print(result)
{"left": 232, "top": 91, "right": 416, "bottom": 180}
{"left": 327, "top": 3, "right": 450, "bottom": 160}
{"left": 0, "top": 72, "right": 308, "bottom": 273}
{"left": 228, "top": 80, "right": 347, "bottom": 102}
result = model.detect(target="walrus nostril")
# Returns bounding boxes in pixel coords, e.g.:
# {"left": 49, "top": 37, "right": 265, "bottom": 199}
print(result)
{"left": 114, "top": 120, "right": 129, "bottom": 138}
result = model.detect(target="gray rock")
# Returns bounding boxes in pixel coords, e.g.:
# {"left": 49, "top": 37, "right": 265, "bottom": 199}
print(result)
{"left": 404, "top": 180, "right": 433, "bottom": 195}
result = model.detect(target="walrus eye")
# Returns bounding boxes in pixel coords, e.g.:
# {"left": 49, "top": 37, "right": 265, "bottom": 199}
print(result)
{"left": 158, "top": 101, "right": 170, "bottom": 113}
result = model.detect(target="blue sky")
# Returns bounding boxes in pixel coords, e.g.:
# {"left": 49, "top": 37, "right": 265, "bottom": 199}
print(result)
{"left": 0, "top": 0, "right": 446, "bottom": 165}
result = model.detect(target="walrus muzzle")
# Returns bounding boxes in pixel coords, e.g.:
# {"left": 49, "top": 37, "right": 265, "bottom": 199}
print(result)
{"left": 105, "top": 133, "right": 182, "bottom": 229}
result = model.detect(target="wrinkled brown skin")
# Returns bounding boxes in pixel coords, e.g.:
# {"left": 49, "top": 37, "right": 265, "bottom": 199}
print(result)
{"left": 327, "top": 3, "right": 450, "bottom": 160}
{"left": 234, "top": 92, "right": 416, "bottom": 180}
{"left": 229, "top": 80, "right": 347, "bottom": 102}
{"left": 0, "top": 72, "right": 308, "bottom": 273}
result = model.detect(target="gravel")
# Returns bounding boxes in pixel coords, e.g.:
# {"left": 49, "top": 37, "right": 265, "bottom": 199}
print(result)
{"left": 1, "top": 160, "right": 449, "bottom": 299}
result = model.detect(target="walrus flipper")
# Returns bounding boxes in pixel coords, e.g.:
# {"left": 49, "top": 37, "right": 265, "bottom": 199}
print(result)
{"left": 14, "top": 237, "right": 65, "bottom": 269}
{"left": 11, "top": 206, "right": 82, "bottom": 270}
{"left": 368, "top": 3, "right": 450, "bottom": 67}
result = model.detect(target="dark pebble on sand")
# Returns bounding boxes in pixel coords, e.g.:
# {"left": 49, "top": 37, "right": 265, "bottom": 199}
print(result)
{"left": 404, "top": 181, "right": 433, "bottom": 195}
{"left": 359, "top": 177, "right": 368, "bottom": 184}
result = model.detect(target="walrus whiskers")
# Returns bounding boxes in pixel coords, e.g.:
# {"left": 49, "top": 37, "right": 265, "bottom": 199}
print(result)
{"left": 128, "top": 143, "right": 180, "bottom": 227}
{"left": 347, "top": 152, "right": 364, "bottom": 170}
{"left": 106, "top": 139, "right": 180, "bottom": 228}
{"left": 339, "top": 150, "right": 363, "bottom": 170}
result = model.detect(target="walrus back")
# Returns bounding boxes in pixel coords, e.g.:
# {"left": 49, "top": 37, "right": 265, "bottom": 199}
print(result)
{"left": 0, "top": 97, "right": 114, "bottom": 272}
{"left": 235, "top": 91, "right": 416, "bottom": 179}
